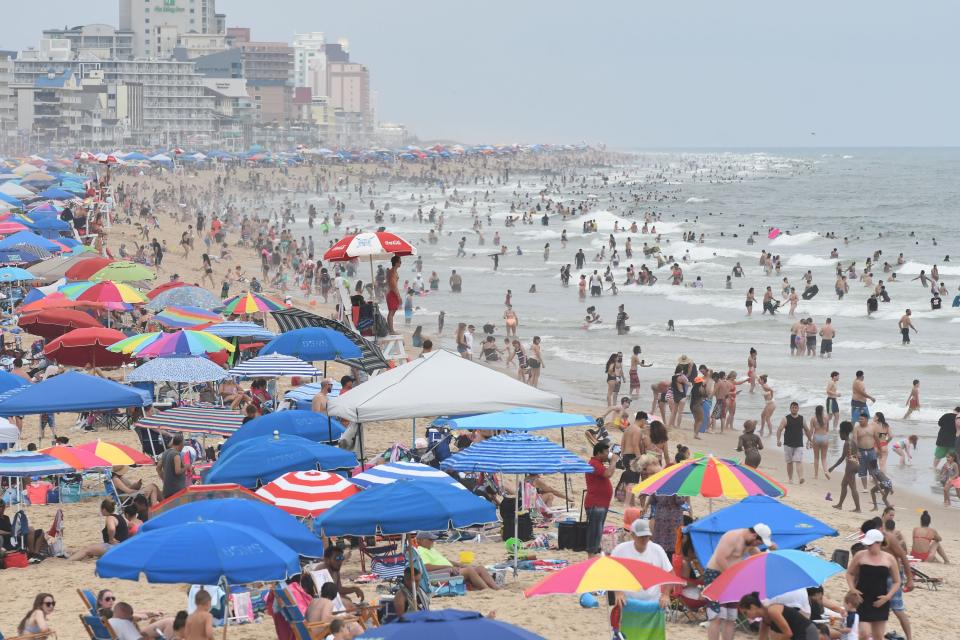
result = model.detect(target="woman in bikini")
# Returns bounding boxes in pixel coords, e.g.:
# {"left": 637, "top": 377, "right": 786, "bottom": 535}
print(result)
{"left": 605, "top": 353, "right": 620, "bottom": 407}
{"left": 722, "top": 371, "right": 748, "bottom": 433}
{"left": 911, "top": 510, "right": 949, "bottom": 562}
{"left": 746, "top": 348, "right": 757, "bottom": 393}
{"left": 874, "top": 412, "right": 892, "bottom": 472}
{"left": 829, "top": 421, "right": 861, "bottom": 512}
{"left": 809, "top": 405, "right": 831, "bottom": 480}
{"left": 758, "top": 375, "right": 776, "bottom": 436}
{"left": 503, "top": 306, "right": 518, "bottom": 338}
{"left": 668, "top": 368, "right": 690, "bottom": 430}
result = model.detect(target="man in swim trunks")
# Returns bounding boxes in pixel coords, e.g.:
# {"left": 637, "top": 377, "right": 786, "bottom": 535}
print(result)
{"left": 853, "top": 413, "right": 879, "bottom": 490}
{"left": 705, "top": 524, "right": 774, "bottom": 640}
{"left": 385, "top": 255, "right": 402, "bottom": 334}
{"left": 898, "top": 309, "right": 916, "bottom": 344}
{"left": 825, "top": 371, "right": 841, "bottom": 429}
{"left": 851, "top": 370, "right": 874, "bottom": 423}
{"left": 819, "top": 317, "right": 835, "bottom": 358}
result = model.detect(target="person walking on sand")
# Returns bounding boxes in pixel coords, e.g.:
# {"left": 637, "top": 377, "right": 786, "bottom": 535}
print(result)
{"left": 830, "top": 421, "right": 862, "bottom": 513}
{"left": 903, "top": 379, "right": 920, "bottom": 420}
{"left": 777, "top": 402, "right": 811, "bottom": 484}
{"left": 737, "top": 420, "right": 763, "bottom": 468}
{"left": 898, "top": 309, "right": 916, "bottom": 344}
{"left": 705, "top": 524, "right": 774, "bottom": 640}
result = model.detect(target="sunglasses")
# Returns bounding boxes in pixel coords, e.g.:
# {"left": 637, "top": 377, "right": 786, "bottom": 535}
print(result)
{"left": 102, "top": 596, "right": 116, "bottom": 602}
{"left": 43, "top": 601, "right": 56, "bottom": 607}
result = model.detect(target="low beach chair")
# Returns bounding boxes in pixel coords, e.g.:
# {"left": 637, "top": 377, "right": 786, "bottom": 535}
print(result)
{"left": 0, "top": 630, "right": 56, "bottom": 640}
{"left": 910, "top": 565, "right": 943, "bottom": 590}
{"left": 76, "top": 588, "right": 98, "bottom": 616}
{"left": 273, "top": 585, "right": 345, "bottom": 640}
{"left": 79, "top": 614, "right": 115, "bottom": 640}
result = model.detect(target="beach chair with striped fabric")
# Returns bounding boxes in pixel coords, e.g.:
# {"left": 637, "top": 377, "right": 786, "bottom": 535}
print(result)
{"left": 79, "top": 614, "right": 116, "bottom": 640}
{"left": 272, "top": 586, "right": 334, "bottom": 640}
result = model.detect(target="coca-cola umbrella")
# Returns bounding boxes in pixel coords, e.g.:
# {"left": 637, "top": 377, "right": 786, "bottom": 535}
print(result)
{"left": 43, "top": 327, "right": 132, "bottom": 368}
{"left": 322, "top": 231, "right": 417, "bottom": 284}
{"left": 19, "top": 308, "right": 102, "bottom": 339}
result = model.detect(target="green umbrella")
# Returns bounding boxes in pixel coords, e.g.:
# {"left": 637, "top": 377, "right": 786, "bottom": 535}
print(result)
{"left": 90, "top": 261, "right": 156, "bottom": 282}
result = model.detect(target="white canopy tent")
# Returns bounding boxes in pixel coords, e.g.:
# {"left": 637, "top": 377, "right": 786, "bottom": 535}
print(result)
{"left": 327, "top": 349, "right": 562, "bottom": 423}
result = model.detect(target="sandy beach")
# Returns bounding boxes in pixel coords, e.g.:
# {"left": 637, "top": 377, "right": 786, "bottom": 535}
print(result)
{"left": 2, "top": 157, "right": 958, "bottom": 640}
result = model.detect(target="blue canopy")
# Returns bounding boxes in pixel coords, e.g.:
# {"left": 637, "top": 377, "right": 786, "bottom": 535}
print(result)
{"left": 260, "top": 327, "right": 361, "bottom": 361}
{"left": 36, "top": 187, "right": 75, "bottom": 200}
{"left": 221, "top": 410, "right": 345, "bottom": 452}
{"left": 440, "top": 407, "right": 595, "bottom": 431}
{"left": 96, "top": 520, "right": 299, "bottom": 584}
{"left": 356, "top": 609, "right": 544, "bottom": 640}
{"left": 140, "top": 498, "right": 323, "bottom": 557}
{"left": 122, "top": 152, "right": 150, "bottom": 161}
{"left": 126, "top": 356, "right": 229, "bottom": 383}
{"left": 0, "top": 371, "right": 151, "bottom": 416}
{"left": 683, "top": 495, "right": 838, "bottom": 564}
{"left": 314, "top": 479, "right": 497, "bottom": 536}
{"left": 0, "top": 231, "right": 62, "bottom": 252}
{"left": 0, "top": 193, "right": 23, "bottom": 208}
{"left": 205, "top": 433, "right": 357, "bottom": 487}
{"left": 18, "top": 215, "right": 70, "bottom": 232}
{"left": 203, "top": 321, "right": 276, "bottom": 340}
{"left": 441, "top": 433, "right": 592, "bottom": 474}
{"left": 0, "top": 370, "right": 30, "bottom": 394}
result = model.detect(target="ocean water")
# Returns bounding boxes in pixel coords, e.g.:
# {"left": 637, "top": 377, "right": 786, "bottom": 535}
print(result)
{"left": 287, "top": 149, "right": 960, "bottom": 493}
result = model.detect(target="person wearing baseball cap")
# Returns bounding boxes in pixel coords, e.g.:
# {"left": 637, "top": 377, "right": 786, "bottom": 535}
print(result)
{"left": 846, "top": 528, "right": 901, "bottom": 640}
{"left": 705, "top": 524, "right": 776, "bottom": 640}
{"left": 610, "top": 518, "right": 673, "bottom": 610}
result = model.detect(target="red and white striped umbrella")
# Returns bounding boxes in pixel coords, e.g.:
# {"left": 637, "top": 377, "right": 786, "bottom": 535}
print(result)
{"left": 256, "top": 470, "right": 361, "bottom": 517}
{"left": 323, "top": 231, "right": 417, "bottom": 262}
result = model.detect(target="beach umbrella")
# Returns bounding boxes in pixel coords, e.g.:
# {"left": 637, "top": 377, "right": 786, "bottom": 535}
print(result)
{"left": 227, "top": 353, "right": 320, "bottom": 379}
{"left": 702, "top": 550, "right": 844, "bottom": 602}
{"left": 322, "top": 231, "right": 417, "bottom": 283}
{"left": 134, "top": 404, "right": 244, "bottom": 438}
{"left": 0, "top": 231, "right": 66, "bottom": 254}
{"left": 146, "top": 280, "right": 187, "bottom": 299}
{"left": 146, "top": 285, "right": 222, "bottom": 311}
{"left": 683, "top": 496, "right": 838, "bottom": 565}
{"left": 109, "top": 329, "right": 233, "bottom": 358}
{"left": 221, "top": 410, "right": 345, "bottom": 452}
{"left": 0, "top": 371, "right": 150, "bottom": 417}
{"left": 0, "top": 451, "right": 74, "bottom": 476}
{"left": 96, "top": 520, "right": 300, "bottom": 584}
{"left": 75, "top": 440, "right": 152, "bottom": 466}
{"left": 0, "top": 221, "right": 28, "bottom": 234}
{"left": 355, "top": 609, "right": 545, "bottom": 640}
{"left": 127, "top": 356, "right": 228, "bottom": 384}
{"left": 404, "top": 407, "right": 594, "bottom": 432}
{"left": 205, "top": 433, "right": 357, "bottom": 488}
{"left": 260, "top": 327, "right": 361, "bottom": 362}
{"left": 154, "top": 305, "right": 222, "bottom": 329}
{"left": 283, "top": 380, "right": 341, "bottom": 410}
{"left": 314, "top": 479, "right": 496, "bottom": 537}
{"left": 36, "top": 187, "right": 73, "bottom": 199}
{"left": 151, "top": 483, "right": 267, "bottom": 516}
{"left": 140, "top": 498, "right": 324, "bottom": 557}
{"left": 89, "top": 261, "right": 156, "bottom": 282}
{"left": 25, "top": 254, "right": 92, "bottom": 280}
{"left": 221, "top": 292, "right": 285, "bottom": 315}
{"left": 271, "top": 307, "right": 388, "bottom": 373}
{"left": 634, "top": 455, "right": 786, "bottom": 500}
{"left": 256, "top": 470, "right": 360, "bottom": 518}
{"left": 60, "top": 280, "right": 146, "bottom": 310}
{"left": 441, "top": 433, "right": 593, "bottom": 475}
{"left": 21, "top": 292, "right": 107, "bottom": 312}
{"left": 0, "top": 371, "right": 29, "bottom": 394}
{"left": 524, "top": 555, "right": 682, "bottom": 597}
{"left": 40, "top": 445, "right": 111, "bottom": 470}
{"left": 64, "top": 256, "right": 114, "bottom": 280}
{"left": 18, "top": 309, "right": 102, "bottom": 339}
{"left": 43, "top": 327, "right": 132, "bottom": 367}
{"left": 350, "top": 461, "right": 464, "bottom": 490}
{"left": 203, "top": 320, "right": 275, "bottom": 340}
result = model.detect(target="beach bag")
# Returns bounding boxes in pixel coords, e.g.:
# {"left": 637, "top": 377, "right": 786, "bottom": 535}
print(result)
{"left": 3, "top": 551, "right": 28, "bottom": 568}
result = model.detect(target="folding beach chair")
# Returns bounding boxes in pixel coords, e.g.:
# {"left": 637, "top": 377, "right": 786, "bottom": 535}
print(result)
{"left": 79, "top": 614, "right": 116, "bottom": 640}
{"left": 134, "top": 426, "right": 168, "bottom": 459}
{"left": 911, "top": 565, "right": 943, "bottom": 591}
{"left": 76, "top": 589, "right": 98, "bottom": 615}
{"left": 272, "top": 585, "right": 342, "bottom": 640}
{"left": 0, "top": 629, "right": 56, "bottom": 640}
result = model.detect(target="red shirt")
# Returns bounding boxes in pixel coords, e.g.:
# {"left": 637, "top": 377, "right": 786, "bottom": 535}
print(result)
{"left": 584, "top": 458, "right": 613, "bottom": 509}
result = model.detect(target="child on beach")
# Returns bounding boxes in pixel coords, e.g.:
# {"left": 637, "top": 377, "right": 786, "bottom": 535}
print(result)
{"left": 839, "top": 591, "right": 862, "bottom": 640}
{"left": 867, "top": 458, "right": 893, "bottom": 510}
{"left": 903, "top": 379, "right": 920, "bottom": 419}
{"left": 892, "top": 435, "right": 918, "bottom": 465}
{"left": 938, "top": 451, "right": 960, "bottom": 506}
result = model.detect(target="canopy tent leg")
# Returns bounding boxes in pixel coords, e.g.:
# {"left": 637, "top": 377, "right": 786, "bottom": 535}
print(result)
{"left": 411, "top": 417, "right": 416, "bottom": 450}
{"left": 514, "top": 474, "right": 520, "bottom": 578}
{"left": 560, "top": 426, "right": 570, "bottom": 509}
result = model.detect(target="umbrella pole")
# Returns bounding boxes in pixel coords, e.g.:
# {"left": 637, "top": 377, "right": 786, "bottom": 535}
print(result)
{"left": 411, "top": 417, "right": 415, "bottom": 449}
{"left": 405, "top": 533, "right": 418, "bottom": 613}
{"left": 221, "top": 578, "right": 230, "bottom": 640}
{"left": 560, "top": 427, "right": 570, "bottom": 509}
{"left": 514, "top": 475, "right": 520, "bottom": 578}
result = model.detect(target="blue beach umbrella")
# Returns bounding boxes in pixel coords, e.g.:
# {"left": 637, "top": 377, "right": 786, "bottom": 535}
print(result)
{"left": 261, "top": 327, "right": 361, "bottom": 361}
{"left": 440, "top": 407, "right": 595, "bottom": 431}
{"left": 0, "top": 450, "right": 74, "bottom": 477}
{"left": 221, "top": 410, "right": 345, "bottom": 452}
{"left": 140, "top": 498, "right": 324, "bottom": 557}
{"left": 205, "top": 433, "right": 357, "bottom": 487}
{"left": 314, "top": 479, "right": 496, "bottom": 536}
{"left": 96, "top": 520, "right": 299, "bottom": 584}
{"left": 356, "top": 609, "right": 545, "bottom": 639}
{"left": 350, "top": 461, "right": 464, "bottom": 490}
{"left": 702, "top": 549, "right": 844, "bottom": 602}
{"left": 146, "top": 285, "right": 222, "bottom": 311}
{"left": 203, "top": 320, "right": 276, "bottom": 340}
{"left": 0, "top": 370, "right": 30, "bottom": 394}
{"left": 126, "top": 355, "right": 229, "bottom": 384}
{"left": 441, "top": 433, "right": 593, "bottom": 475}
{"left": 0, "top": 266, "right": 36, "bottom": 282}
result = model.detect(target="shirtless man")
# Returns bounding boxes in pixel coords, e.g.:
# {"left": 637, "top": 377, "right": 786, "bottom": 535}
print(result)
{"left": 853, "top": 413, "right": 879, "bottom": 490}
{"left": 617, "top": 412, "right": 647, "bottom": 506}
{"left": 851, "top": 370, "right": 875, "bottom": 423}
{"left": 385, "top": 255, "right": 401, "bottom": 334}
{"left": 789, "top": 319, "right": 803, "bottom": 356}
{"left": 310, "top": 379, "right": 332, "bottom": 413}
{"left": 184, "top": 589, "right": 214, "bottom": 640}
{"left": 819, "top": 317, "right": 835, "bottom": 359}
{"left": 711, "top": 374, "right": 731, "bottom": 432}
{"left": 804, "top": 318, "right": 818, "bottom": 357}
{"left": 705, "top": 524, "right": 774, "bottom": 640}
{"left": 825, "top": 371, "right": 841, "bottom": 429}
{"left": 898, "top": 309, "right": 916, "bottom": 345}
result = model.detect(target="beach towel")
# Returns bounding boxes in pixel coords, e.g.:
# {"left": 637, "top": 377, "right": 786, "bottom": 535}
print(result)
{"left": 618, "top": 599, "right": 665, "bottom": 640}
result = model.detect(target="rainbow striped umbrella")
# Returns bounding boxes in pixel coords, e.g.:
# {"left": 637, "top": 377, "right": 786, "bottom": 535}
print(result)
{"left": 41, "top": 445, "right": 111, "bottom": 470}
{"left": 109, "top": 330, "right": 234, "bottom": 357}
{"left": 155, "top": 305, "right": 223, "bottom": 329}
{"left": 60, "top": 280, "right": 146, "bottom": 309}
{"left": 76, "top": 440, "right": 153, "bottom": 466}
{"left": 702, "top": 550, "right": 843, "bottom": 602}
{"left": 524, "top": 556, "right": 682, "bottom": 597}
{"left": 633, "top": 455, "right": 786, "bottom": 499}
{"left": 222, "top": 292, "right": 285, "bottom": 315}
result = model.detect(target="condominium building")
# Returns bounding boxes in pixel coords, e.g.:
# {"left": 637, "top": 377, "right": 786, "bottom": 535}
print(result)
{"left": 0, "top": 51, "right": 15, "bottom": 133}
{"left": 41, "top": 24, "right": 135, "bottom": 60}
{"left": 119, "top": 0, "right": 221, "bottom": 59}
{"left": 327, "top": 61, "right": 370, "bottom": 129}
{"left": 238, "top": 39, "right": 293, "bottom": 124}
{"left": 292, "top": 32, "right": 324, "bottom": 92}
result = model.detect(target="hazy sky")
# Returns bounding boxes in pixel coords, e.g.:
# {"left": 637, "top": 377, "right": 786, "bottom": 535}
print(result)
{"left": 4, "top": 1, "right": 959, "bottom": 147}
